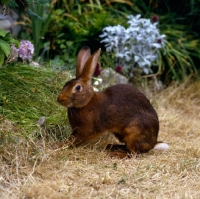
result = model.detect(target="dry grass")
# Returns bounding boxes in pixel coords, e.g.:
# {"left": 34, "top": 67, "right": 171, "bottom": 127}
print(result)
{"left": 1, "top": 79, "right": 200, "bottom": 199}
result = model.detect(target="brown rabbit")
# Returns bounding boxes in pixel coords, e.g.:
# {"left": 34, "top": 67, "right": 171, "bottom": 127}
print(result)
{"left": 57, "top": 46, "right": 169, "bottom": 158}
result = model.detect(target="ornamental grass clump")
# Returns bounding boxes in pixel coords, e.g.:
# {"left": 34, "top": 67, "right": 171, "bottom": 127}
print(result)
{"left": 100, "top": 15, "right": 166, "bottom": 75}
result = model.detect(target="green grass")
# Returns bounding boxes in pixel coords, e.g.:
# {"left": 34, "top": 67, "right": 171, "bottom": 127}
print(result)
{"left": 0, "top": 63, "right": 71, "bottom": 139}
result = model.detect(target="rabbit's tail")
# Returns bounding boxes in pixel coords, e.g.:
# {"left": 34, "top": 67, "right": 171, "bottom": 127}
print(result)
{"left": 153, "top": 142, "right": 169, "bottom": 150}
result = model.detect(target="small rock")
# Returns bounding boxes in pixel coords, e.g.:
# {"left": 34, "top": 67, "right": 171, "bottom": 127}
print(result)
{"left": 154, "top": 80, "right": 163, "bottom": 91}
{"left": 100, "top": 68, "right": 128, "bottom": 87}
{"left": 37, "top": 116, "right": 46, "bottom": 128}
{"left": 0, "top": 19, "right": 11, "bottom": 31}
{"left": 0, "top": 6, "right": 21, "bottom": 37}
{"left": 30, "top": 61, "right": 40, "bottom": 67}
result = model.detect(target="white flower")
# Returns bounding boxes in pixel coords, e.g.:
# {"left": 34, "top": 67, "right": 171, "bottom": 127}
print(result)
{"left": 100, "top": 15, "right": 166, "bottom": 74}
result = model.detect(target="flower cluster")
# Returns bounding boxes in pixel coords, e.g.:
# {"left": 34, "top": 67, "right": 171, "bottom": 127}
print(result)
{"left": 100, "top": 15, "right": 166, "bottom": 74}
{"left": 17, "top": 40, "right": 34, "bottom": 61}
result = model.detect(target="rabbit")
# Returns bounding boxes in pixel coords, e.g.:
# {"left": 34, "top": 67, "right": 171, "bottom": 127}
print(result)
{"left": 57, "top": 46, "right": 169, "bottom": 158}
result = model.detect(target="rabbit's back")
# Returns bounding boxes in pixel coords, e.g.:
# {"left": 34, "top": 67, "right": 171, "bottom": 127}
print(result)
{"left": 99, "top": 84, "right": 158, "bottom": 131}
{"left": 103, "top": 84, "right": 155, "bottom": 114}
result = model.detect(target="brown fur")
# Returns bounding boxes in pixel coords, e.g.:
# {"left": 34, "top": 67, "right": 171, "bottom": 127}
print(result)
{"left": 57, "top": 47, "right": 163, "bottom": 158}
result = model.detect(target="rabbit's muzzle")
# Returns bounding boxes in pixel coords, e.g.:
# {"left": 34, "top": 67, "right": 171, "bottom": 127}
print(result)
{"left": 57, "top": 94, "right": 72, "bottom": 107}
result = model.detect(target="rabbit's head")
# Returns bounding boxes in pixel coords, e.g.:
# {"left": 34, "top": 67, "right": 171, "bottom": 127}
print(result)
{"left": 57, "top": 47, "right": 101, "bottom": 108}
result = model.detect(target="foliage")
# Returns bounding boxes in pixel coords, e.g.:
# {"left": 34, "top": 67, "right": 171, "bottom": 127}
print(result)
{"left": 128, "top": 0, "right": 200, "bottom": 82}
{"left": 2, "top": 0, "right": 52, "bottom": 60}
{"left": 43, "top": 0, "right": 200, "bottom": 83}
{"left": 100, "top": 14, "right": 166, "bottom": 75}
{"left": 28, "top": 2, "right": 52, "bottom": 58}
{"left": 158, "top": 27, "right": 199, "bottom": 82}
{"left": 0, "top": 29, "right": 19, "bottom": 66}
{"left": 44, "top": 0, "right": 131, "bottom": 69}
{"left": 1, "top": 0, "right": 50, "bottom": 17}
{"left": 3, "top": 0, "right": 199, "bottom": 83}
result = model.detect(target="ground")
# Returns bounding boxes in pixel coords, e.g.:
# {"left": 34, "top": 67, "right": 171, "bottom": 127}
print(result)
{"left": 0, "top": 78, "right": 200, "bottom": 199}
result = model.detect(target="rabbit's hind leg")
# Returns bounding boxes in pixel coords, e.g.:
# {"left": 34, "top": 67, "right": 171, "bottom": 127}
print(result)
{"left": 123, "top": 120, "right": 157, "bottom": 154}
{"left": 104, "top": 132, "right": 128, "bottom": 158}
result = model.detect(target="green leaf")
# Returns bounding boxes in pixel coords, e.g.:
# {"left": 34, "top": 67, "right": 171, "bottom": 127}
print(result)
{"left": 8, "top": 0, "right": 18, "bottom": 7}
{"left": 0, "top": 49, "right": 5, "bottom": 66}
{"left": 5, "top": 32, "right": 11, "bottom": 37}
{"left": 0, "top": 39, "right": 10, "bottom": 57}
{"left": 27, "top": 8, "right": 44, "bottom": 20}
{"left": 9, "top": 38, "right": 20, "bottom": 47}
{"left": 0, "top": 29, "right": 6, "bottom": 37}
{"left": 4, "top": 37, "right": 20, "bottom": 47}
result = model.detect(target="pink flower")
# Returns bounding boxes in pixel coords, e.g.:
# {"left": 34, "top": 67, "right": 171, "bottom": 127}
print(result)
{"left": 93, "top": 63, "right": 101, "bottom": 76}
{"left": 115, "top": 65, "right": 123, "bottom": 73}
{"left": 17, "top": 40, "right": 34, "bottom": 61}
{"left": 152, "top": 15, "right": 159, "bottom": 23}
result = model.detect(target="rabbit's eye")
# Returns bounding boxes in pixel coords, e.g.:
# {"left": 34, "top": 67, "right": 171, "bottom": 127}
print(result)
{"left": 74, "top": 85, "right": 81, "bottom": 92}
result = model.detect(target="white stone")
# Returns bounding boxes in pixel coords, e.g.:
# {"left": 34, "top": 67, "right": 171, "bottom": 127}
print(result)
{"left": 100, "top": 68, "right": 128, "bottom": 87}
{"left": 0, "top": 6, "right": 20, "bottom": 37}
{"left": 0, "top": 19, "right": 11, "bottom": 31}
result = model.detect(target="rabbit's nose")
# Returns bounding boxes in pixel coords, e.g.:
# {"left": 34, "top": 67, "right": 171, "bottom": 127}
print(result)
{"left": 57, "top": 94, "right": 64, "bottom": 103}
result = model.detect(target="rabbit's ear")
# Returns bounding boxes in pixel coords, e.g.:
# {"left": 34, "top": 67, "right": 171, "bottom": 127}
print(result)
{"left": 76, "top": 46, "right": 91, "bottom": 78}
{"left": 80, "top": 48, "right": 101, "bottom": 82}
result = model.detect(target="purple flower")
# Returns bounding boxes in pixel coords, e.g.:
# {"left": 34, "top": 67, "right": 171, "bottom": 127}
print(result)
{"left": 93, "top": 63, "right": 101, "bottom": 76}
{"left": 17, "top": 40, "right": 34, "bottom": 61}
{"left": 115, "top": 65, "right": 123, "bottom": 73}
{"left": 152, "top": 15, "right": 159, "bottom": 23}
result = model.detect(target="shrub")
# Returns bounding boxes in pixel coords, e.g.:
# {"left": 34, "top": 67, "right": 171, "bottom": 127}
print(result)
{"left": 99, "top": 0, "right": 200, "bottom": 82}
{"left": 44, "top": 1, "right": 130, "bottom": 70}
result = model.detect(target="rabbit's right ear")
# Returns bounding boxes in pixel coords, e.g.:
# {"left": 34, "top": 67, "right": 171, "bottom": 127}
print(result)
{"left": 80, "top": 48, "right": 101, "bottom": 82}
{"left": 76, "top": 46, "right": 91, "bottom": 78}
